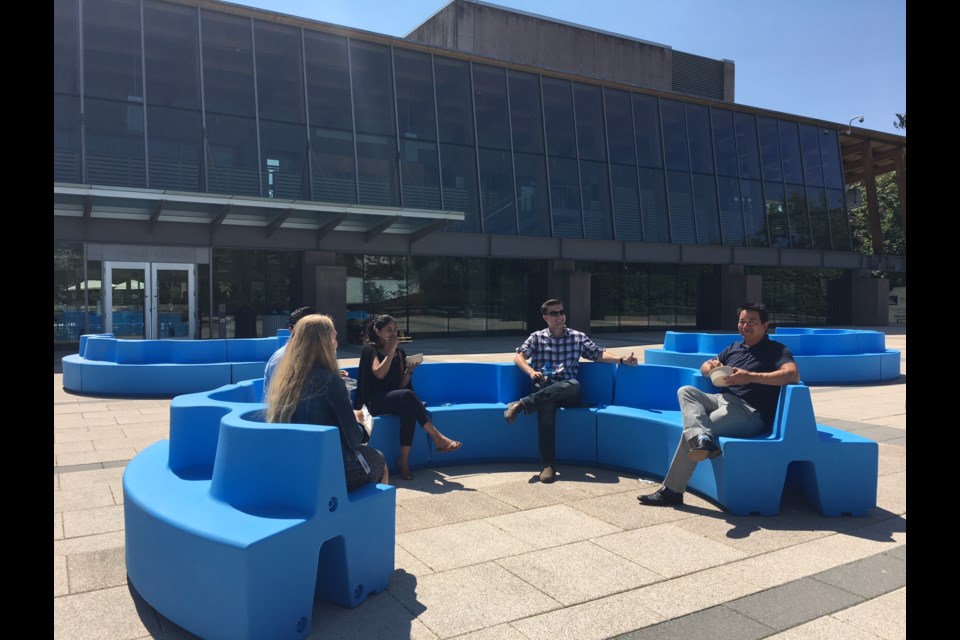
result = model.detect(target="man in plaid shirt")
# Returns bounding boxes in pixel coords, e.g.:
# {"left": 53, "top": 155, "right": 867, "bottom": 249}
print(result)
{"left": 504, "top": 298, "right": 638, "bottom": 483}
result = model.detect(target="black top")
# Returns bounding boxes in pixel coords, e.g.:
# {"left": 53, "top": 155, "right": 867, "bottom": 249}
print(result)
{"left": 289, "top": 366, "right": 368, "bottom": 470}
{"left": 717, "top": 336, "right": 795, "bottom": 427}
{"left": 354, "top": 344, "right": 409, "bottom": 410}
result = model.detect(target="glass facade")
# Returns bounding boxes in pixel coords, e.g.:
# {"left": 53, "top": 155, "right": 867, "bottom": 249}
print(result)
{"left": 53, "top": 0, "right": 895, "bottom": 355}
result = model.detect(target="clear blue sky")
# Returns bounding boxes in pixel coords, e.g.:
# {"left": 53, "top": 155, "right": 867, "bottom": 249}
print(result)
{"left": 227, "top": 0, "right": 906, "bottom": 136}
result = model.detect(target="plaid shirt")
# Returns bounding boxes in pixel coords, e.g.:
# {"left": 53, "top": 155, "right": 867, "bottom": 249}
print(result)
{"left": 516, "top": 327, "right": 604, "bottom": 380}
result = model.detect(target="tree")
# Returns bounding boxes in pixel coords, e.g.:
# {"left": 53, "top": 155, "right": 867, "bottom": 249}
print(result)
{"left": 847, "top": 172, "right": 906, "bottom": 286}
{"left": 893, "top": 113, "right": 906, "bottom": 131}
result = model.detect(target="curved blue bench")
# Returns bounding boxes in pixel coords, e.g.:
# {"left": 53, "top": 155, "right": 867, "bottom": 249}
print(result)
{"left": 62, "top": 332, "right": 289, "bottom": 396}
{"left": 124, "top": 378, "right": 396, "bottom": 640}
{"left": 644, "top": 329, "right": 901, "bottom": 384}
{"left": 126, "top": 362, "right": 877, "bottom": 637}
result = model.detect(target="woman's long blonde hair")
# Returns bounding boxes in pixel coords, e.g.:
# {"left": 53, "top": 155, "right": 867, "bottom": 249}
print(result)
{"left": 265, "top": 314, "right": 340, "bottom": 423}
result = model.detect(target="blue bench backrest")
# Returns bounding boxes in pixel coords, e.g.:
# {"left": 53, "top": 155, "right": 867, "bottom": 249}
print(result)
{"left": 612, "top": 364, "right": 697, "bottom": 411}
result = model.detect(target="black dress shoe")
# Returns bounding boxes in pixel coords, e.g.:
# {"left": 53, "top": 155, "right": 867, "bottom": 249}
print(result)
{"left": 687, "top": 435, "right": 721, "bottom": 462}
{"left": 637, "top": 486, "right": 683, "bottom": 506}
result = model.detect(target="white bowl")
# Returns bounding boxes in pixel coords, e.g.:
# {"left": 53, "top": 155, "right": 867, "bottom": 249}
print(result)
{"left": 708, "top": 366, "right": 734, "bottom": 387}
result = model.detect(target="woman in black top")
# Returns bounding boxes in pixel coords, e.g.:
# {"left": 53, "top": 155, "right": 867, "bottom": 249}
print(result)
{"left": 266, "top": 314, "right": 387, "bottom": 490}
{"left": 354, "top": 315, "right": 461, "bottom": 480}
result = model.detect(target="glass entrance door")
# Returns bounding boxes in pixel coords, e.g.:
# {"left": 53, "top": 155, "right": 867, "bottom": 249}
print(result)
{"left": 103, "top": 262, "right": 196, "bottom": 339}
{"left": 103, "top": 262, "right": 149, "bottom": 339}
{"left": 152, "top": 263, "right": 195, "bottom": 339}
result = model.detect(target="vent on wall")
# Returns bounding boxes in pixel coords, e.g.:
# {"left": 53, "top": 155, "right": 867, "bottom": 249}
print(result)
{"left": 672, "top": 51, "right": 724, "bottom": 101}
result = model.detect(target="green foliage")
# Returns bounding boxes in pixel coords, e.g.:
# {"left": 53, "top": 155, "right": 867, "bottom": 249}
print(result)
{"left": 847, "top": 172, "right": 905, "bottom": 257}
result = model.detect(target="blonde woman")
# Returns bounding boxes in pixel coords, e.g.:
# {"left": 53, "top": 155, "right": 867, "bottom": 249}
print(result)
{"left": 266, "top": 314, "right": 387, "bottom": 490}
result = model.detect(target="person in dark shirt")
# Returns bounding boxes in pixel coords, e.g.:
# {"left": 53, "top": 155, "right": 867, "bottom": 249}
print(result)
{"left": 354, "top": 314, "right": 462, "bottom": 481}
{"left": 265, "top": 314, "right": 387, "bottom": 491}
{"left": 638, "top": 302, "right": 800, "bottom": 507}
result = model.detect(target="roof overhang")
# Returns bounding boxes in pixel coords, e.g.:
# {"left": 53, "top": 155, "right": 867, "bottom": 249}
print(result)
{"left": 53, "top": 183, "right": 465, "bottom": 237}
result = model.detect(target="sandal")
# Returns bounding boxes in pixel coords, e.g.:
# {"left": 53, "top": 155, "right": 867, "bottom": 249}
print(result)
{"left": 395, "top": 459, "right": 414, "bottom": 481}
{"left": 436, "top": 440, "right": 463, "bottom": 453}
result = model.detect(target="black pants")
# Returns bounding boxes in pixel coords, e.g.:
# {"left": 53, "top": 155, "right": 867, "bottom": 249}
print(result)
{"left": 369, "top": 389, "right": 432, "bottom": 447}
{"left": 518, "top": 379, "right": 582, "bottom": 466}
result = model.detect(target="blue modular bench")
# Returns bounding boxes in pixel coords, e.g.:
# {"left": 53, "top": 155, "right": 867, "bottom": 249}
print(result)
{"left": 347, "top": 361, "right": 875, "bottom": 516}
{"left": 127, "top": 362, "right": 877, "bottom": 637}
{"left": 62, "top": 333, "right": 290, "bottom": 396}
{"left": 644, "top": 328, "right": 901, "bottom": 384}
{"left": 123, "top": 378, "right": 396, "bottom": 640}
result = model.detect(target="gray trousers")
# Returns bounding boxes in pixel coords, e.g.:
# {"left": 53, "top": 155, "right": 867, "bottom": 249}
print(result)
{"left": 663, "top": 385, "right": 765, "bottom": 493}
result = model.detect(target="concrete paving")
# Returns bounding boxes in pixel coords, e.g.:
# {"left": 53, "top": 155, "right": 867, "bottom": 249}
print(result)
{"left": 54, "top": 329, "right": 906, "bottom": 639}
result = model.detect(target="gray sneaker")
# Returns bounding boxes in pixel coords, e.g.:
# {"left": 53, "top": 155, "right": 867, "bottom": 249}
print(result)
{"left": 539, "top": 465, "right": 556, "bottom": 483}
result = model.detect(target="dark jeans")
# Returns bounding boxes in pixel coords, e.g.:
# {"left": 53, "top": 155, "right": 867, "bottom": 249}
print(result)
{"left": 369, "top": 389, "right": 432, "bottom": 447}
{"left": 518, "top": 378, "right": 582, "bottom": 466}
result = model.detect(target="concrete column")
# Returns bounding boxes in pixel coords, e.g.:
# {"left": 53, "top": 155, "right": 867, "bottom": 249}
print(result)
{"left": 546, "top": 260, "right": 591, "bottom": 332}
{"left": 850, "top": 271, "right": 889, "bottom": 326}
{"left": 716, "top": 266, "right": 762, "bottom": 330}
{"left": 312, "top": 264, "right": 348, "bottom": 339}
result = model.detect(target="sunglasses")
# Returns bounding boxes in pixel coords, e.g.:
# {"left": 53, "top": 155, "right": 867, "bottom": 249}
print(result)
{"left": 545, "top": 310, "right": 566, "bottom": 317}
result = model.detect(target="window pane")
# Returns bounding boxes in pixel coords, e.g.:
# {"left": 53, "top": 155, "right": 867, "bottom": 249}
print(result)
{"left": 83, "top": 0, "right": 142, "bottom": 101}
{"left": 54, "top": 0, "right": 79, "bottom": 94}
{"left": 549, "top": 157, "right": 582, "bottom": 238}
{"left": 487, "top": 259, "right": 531, "bottom": 332}
{"left": 84, "top": 97, "right": 146, "bottom": 187}
{"left": 764, "top": 181, "right": 789, "bottom": 247}
{"left": 647, "top": 263, "right": 676, "bottom": 326}
{"left": 435, "top": 56, "right": 474, "bottom": 145}
{"left": 351, "top": 41, "right": 395, "bottom": 136}
{"left": 692, "top": 174, "right": 721, "bottom": 244}
{"left": 742, "top": 179, "right": 768, "bottom": 247}
{"left": 201, "top": 10, "right": 255, "bottom": 117}
{"left": 686, "top": 104, "right": 713, "bottom": 174}
{"left": 735, "top": 113, "right": 761, "bottom": 180}
{"left": 478, "top": 148, "right": 517, "bottom": 234}
{"left": 364, "top": 255, "right": 408, "bottom": 323}
{"left": 305, "top": 32, "right": 351, "bottom": 131}
{"left": 779, "top": 121, "right": 804, "bottom": 184}
{"left": 574, "top": 83, "right": 606, "bottom": 161}
{"left": 661, "top": 99, "right": 689, "bottom": 171}
{"left": 356, "top": 133, "right": 399, "bottom": 206}
{"left": 514, "top": 153, "right": 550, "bottom": 236}
{"left": 717, "top": 176, "right": 745, "bottom": 246}
{"left": 785, "top": 183, "right": 810, "bottom": 248}
{"left": 827, "top": 189, "right": 851, "bottom": 251}
{"left": 473, "top": 64, "right": 510, "bottom": 150}
{"left": 255, "top": 21, "right": 304, "bottom": 124}
{"left": 820, "top": 129, "right": 844, "bottom": 189}
{"left": 799, "top": 124, "right": 824, "bottom": 187}
{"left": 509, "top": 71, "right": 543, "bottom": 154}
{"left": 207, "top": 113, "right": 259, "bottom": 196}
{"left": 639, "top": 168, "right": 669, "bottom": 242}
{"left": 144, "top": 0, "right": 200, "bottom": 110}
{"left": 447, "top": 257, "right": 487, "bottom": 333}
{"left": 611, "top": 164, "right": 642, "bottom": 241}
{"left": 542, "top": 77, "right": 576, "bottom": 158}
{"left": 310, "top": 128, "right": 357, "bottom": 204}
{"left": 633, "top": 93, "right": 662, "bottom": 168}
{"left": 580, "top": 160, "right": 613, "bottom": 239}
{"left": 440, "top": 143, "right": 480, "bottom": 233}
{"left": 712, "top": 108, "right": 738, "bottom": 177}
{"left": 667, "top": 171, "right": 695, "bottom": 243}
{"left": 54, "top": 94, "right": 82, "bottom": 183}
{"left": 54, "top": 241, "right": 87, "bottom": 345}
{"left": 261, "top": 120, "right": 307, "bottom": 199}
{"left": 807, "top": 187, "right": 830, "bottom": 249}
{"left": 757, "top": 116, "right": 782, "bottom": 182}
{"left": 605, "top": 89, "right": 635, "bottom": 165}
{"left": 408, "top": 256, "right": 448, "bottom": 335}
{"left": 395, "top": 49, "right": 436, "bottom": 141}
{"left": 622, "top": 264, "right": 648, "bottom": 328}
{"left": 147, "top": 106, "right": 201, "bottom": 191}
{"left": 586, "top": 261, "right": 621, "bottom": 329}
{"left": 400, "top": 140, "right": 441, "bottom": 209}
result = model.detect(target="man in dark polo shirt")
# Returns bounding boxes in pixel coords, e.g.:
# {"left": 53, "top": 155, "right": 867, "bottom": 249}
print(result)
{"left": 638, "top": 302, "right": 800, "bottom": 507}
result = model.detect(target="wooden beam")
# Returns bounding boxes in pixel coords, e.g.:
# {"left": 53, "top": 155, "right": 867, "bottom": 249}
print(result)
{"left": 894, "top": 147, "right": 906, "bottom": 241}
{"left": 858, "top": 141, "right": 884, "bottom": 256}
